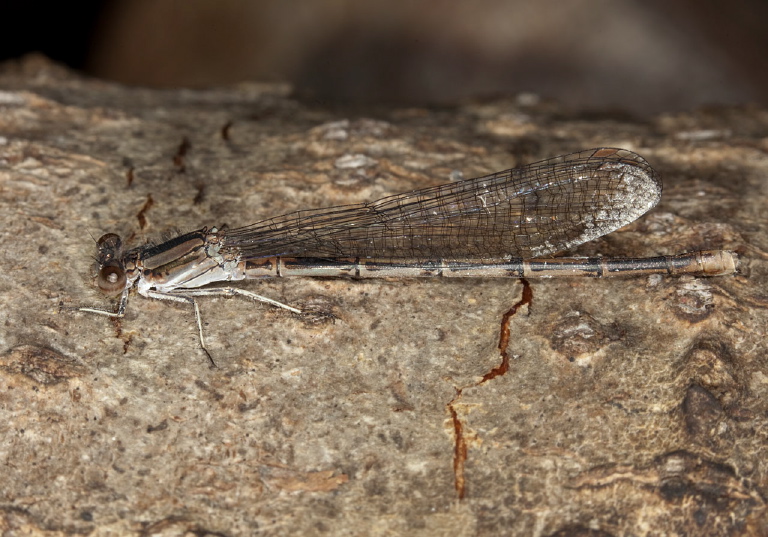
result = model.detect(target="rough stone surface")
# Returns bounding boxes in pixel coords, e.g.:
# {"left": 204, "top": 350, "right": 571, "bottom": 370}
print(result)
{"left": 0, "top": 55, "right": 766, "bottom": 536}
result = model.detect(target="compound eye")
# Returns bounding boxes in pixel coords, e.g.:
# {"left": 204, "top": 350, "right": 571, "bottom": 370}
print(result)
{"left": 97, "top": 261, "right": 127, "bottom": 296}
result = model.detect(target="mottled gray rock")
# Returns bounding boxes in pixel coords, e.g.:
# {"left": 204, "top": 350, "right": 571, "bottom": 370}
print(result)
{"left": 0, "top": 55, "right": 765, "bottom": 536}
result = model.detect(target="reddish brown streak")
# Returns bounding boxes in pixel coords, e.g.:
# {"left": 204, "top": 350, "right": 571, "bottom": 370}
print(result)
{"left": 449, "top": 402, "right": 468, "bottom": 499}
{"left": 450, "top": 278, "right": 533, "bottom": 499}
{"left": 108, "top": 317, "right": 132, "bottom": 354}
{"left": 484, "top": 278, "right": 533, "bottom": 382}
{"left": 193, "top": 183, "right": 205, "bottom": 205}
{"left": 221, "top": 121, "right": 233, "bottom": 141}
{"left": 173, "top": 136, "right": 191, "bottom": 172}
{"left": 136, "top": 194, "right": 155, "bottom": 230}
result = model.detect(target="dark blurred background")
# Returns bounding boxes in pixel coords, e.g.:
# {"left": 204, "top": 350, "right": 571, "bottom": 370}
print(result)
{"left": 1, "top": 0, "right": 767, "bottom": 114}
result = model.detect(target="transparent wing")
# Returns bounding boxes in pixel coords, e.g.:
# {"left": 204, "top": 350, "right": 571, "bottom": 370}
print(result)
{"left": 220, "top": 148, "right": 661, "bottom": 261}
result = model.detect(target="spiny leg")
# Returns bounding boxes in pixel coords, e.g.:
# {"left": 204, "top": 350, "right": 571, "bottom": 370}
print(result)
{"left": 170, "top": 287, "right": 303, "bottom": 314}
{"left": 150, "top": 286, "right": 308, "bottom": 366}
{"left": 192, "top": 298, "right": 216, "bottom": 368}
{"left": 72, "top": 286, "right": 309, "bottom": 365}
{"left": 145, "top": 291, "right": 217, "bottom": 367}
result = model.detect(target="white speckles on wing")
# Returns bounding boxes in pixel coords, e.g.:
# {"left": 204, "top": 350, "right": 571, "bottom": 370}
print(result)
{"left": 221, "top": 148, "right": 662, "bottom": 261}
